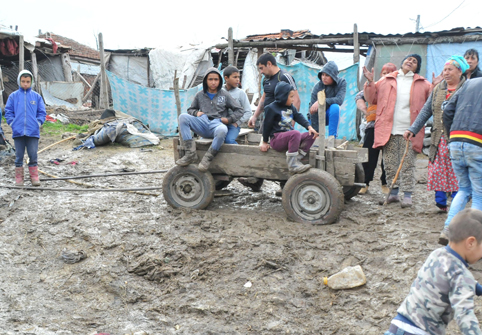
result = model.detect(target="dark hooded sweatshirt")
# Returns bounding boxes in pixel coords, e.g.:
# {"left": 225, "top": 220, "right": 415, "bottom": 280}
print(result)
{"left": 187, "top": 67, "right": 244, "bottom": 124}
{"left": 309, "top": 61, "right": 347, "bottom": 125}
{"left": 262, "top": 81, "right": 311, "bottom": 143}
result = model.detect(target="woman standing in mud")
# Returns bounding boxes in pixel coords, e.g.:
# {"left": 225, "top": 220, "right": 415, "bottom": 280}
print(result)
{"left": 363, "top": 54, "right": 432, "bottom": 208}
{"left": 404, "top": 55, "right": 469, "bottom": 242}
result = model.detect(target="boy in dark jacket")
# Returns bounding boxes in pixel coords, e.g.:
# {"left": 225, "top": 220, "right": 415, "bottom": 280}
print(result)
{"left": 309, "top": 61, "right": 347, "bottom": 137}
{"left": 261, "top": 81, "right": 318, "bottom": 174}
{"left": 5, "top": 70, "right": 46, "bottom": 186}
{"left": 176, "top": 67, "right": 244, "bottom": 171}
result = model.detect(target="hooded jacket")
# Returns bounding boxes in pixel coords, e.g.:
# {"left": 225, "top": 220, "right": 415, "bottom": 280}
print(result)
{"left": 187, "top": 67, "right": 243, "bottom": 124}
{"left": 364, "top": 71, "right": 432, "bottom": 153}
{"left": 262, "top": 81, "right": 310, "bottom": 143}
{"left": 443, "top": 77, "right": 482, "bottom": 148}
{"left": 5, "top": 70, "right": 46, "bottom": 139}
{"left": 309, "top": 61, "right": 347, "bottom": 110}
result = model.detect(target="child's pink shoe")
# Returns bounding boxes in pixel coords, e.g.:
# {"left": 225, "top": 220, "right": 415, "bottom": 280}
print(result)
{"left": 15, "top": 167, "right": 24, "bottom": 186}
{"left": 28, "top": 166, "right": 40, "bottom": 186}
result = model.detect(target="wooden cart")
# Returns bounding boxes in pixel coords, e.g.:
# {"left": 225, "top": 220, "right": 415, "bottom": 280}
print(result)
{"left": 163, "top": 91, "right": 368, "bottom": 224}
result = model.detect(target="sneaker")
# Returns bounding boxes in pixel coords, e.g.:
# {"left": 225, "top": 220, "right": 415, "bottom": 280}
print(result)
{"left": 432, "top": 206, "right": 448, "bottom": 214}
{"left": 381, "top": 185, "right": 390, "bottom": 195}
{"left": 438, "top": 226, "right": 449, "bottom": 246}
{"left": 401, "top": 197, "right": 412, "bottom": 208}
{"left": 378, "top": 195, "right": 399, "bottom": 205}
{"left": 358, "top": 186, "right": 369, "bottom": 195}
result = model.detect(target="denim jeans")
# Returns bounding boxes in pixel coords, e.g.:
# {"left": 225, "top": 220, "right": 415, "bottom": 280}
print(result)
{"left": 310, "top": 104, "right": 340, "bottom": 137}
{"left": 179, "top": 114, "right": 228, "bottom": 151}
{"left": 445, "top": 142, "right": 482, "bottom": 226}
{"left": 14, "top": 136, "right": 39, "bottom": 167}
{"left": 225, "top": 124, "right": 241, "bottom": 144}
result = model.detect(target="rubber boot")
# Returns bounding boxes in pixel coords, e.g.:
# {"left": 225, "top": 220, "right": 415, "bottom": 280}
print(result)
{"left": 176, "top": 139, "right": 198, "bottom": 166}
{"left": 28, "top": 166, "right": 40, "bottom": 187}
{"left": 15, "top": 167, "right": 24, "bottom": 186}
{"left": 286, "top": 152, "right": 311, "bottom": 174}
{"left": 198, "top": 147, "right": 218, "bottom": 172}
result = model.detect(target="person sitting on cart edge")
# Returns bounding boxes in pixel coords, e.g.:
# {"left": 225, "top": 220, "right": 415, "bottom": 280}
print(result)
{"left": 260, "top": 81, "right": 319, "bottom": 174}
{"left": 176, "top": 67, "right": 244, "bottom": 172}
{"left": 383, "top": 208, "right": 482, "bottom": 335}
{"left": 309, "top": 61, "right": 347, "bottom": 137}
{"left": 223, "top": 66, "right": 252, "bottom": 144}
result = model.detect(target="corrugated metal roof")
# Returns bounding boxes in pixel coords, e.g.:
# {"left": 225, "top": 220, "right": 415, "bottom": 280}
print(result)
{"left": 240, "top": 27, "right": 482, "bottom": 44}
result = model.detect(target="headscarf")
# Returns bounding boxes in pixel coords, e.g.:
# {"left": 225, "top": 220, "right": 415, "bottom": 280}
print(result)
{"left": 401, "top": 54, "right": 422, "bottom": 74}
{"left": 445, "top": 55, "right": 470, "bottom": 74}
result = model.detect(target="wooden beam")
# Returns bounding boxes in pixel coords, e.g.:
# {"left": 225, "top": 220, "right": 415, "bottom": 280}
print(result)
{"left": 353, "top": 23, "right": 360, "bottom": 64}
{"left": 19, "top": 35, "right": 24, "bottom": 71}
{"left": 228, "top": 27, "right": 234, "bottom": 65}
{"left": 317, "top": 90, "right": 326, "bottom": 170}
{"left": 368, "top": 34, "right": 482, "bottom": 45}
{"left": 30, "top": 51, "right": 38, "bottom": 91}
{"left": 76, "top": 70, "right": 92, "bottom": 88}
{"left": 215, "top": 37, "right": 355, "bottom": 49}
{"left": 98, "top": 32, "right": 109, "bottom": 109}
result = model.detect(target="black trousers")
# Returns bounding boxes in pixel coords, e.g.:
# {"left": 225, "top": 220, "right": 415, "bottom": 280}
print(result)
{"left": 362, "top": 127, "right": 387, "bottom": 186}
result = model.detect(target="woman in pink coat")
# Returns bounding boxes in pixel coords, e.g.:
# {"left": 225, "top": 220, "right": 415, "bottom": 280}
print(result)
{"left": 363, "top": 54, "right": 432, "bottom": 208}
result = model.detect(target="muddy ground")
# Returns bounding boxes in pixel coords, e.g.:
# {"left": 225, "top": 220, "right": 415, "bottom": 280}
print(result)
{"left": 0, "top": 128, "right": 481, "bottom": 335}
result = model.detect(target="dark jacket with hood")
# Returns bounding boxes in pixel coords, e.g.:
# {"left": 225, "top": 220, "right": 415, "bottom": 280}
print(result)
{"left": 443, "top": 77, "right": 482, "bottom": 148}
{"left": 187, "top": 67, "right": 243, "bottom": 124}
{"left": 5, "top": 69, "right": 46, "bottom": 139}
{"left": 262, "top": 81, "right": 311, "bottom": 143}
{"left": 469, "top": 66, "right": 482, "bottom": 79}
{"left": 310, "top": 61, "right": 347, "bottom": 110}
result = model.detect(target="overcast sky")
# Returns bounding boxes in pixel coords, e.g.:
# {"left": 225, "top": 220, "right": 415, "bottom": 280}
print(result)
{"left": 1, "top": 0, "right": 480, "bottom": 51}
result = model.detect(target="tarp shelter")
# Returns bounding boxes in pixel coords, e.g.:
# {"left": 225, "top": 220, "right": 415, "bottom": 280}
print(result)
{"left": 107, "top": 70, "right": 201, "bottom": 135}
{"left": 106, "top": 49, "right": 152, "bottom": 87}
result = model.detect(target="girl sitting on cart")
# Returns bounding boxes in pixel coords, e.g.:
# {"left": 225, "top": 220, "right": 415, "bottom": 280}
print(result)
{"left": 260, "top": 81, "right": 319, "bottom": 174}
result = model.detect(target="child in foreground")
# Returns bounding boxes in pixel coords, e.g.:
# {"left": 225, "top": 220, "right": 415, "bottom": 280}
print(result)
{"left": 260, "top": 81, "right": 318, "bottom": 174}
{"left": 5, "top": 70, "right": 46, "bottom": 186}
{"left": 384, "top": 208, "right": 482, "bottom": 335}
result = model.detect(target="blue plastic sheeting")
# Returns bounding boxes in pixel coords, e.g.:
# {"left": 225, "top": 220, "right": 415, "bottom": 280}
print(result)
{"left": 107, "top": 70, "right": 201, "bottom": 135}
{"left": 278, "top": 62, "right": 359, "bottom": 140}
{"left": 426, "top": 41, "right": 482, "bottom": 82}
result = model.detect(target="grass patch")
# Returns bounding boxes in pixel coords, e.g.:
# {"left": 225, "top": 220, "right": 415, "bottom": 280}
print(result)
{"left": 42, "top": 122, "right": 89, "bottom": 136}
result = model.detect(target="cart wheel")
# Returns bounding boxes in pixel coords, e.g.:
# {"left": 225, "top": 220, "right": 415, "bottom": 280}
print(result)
{"left": 343, "top": 163, "right": 365, "bottom": 200}
{"left": 162, "top": 165, "right": 215, "bottom": 209}
{"left": 282, "top": 169, "right": 344, "bottom": 225}
{"left": 215, "top": 180, "right": 232, "bottom": 191}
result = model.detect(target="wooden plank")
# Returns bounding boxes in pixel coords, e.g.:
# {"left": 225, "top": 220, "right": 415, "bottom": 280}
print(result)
{"left": 247, "top": 133, "right": 262, "bottom": 144}
{"left": 98, "top": 32, "right": 109, "bottom": 109}
{"left": 30, "top": 51, "right": 38, "bottom": 91}
{"left": 353, "top": 147, "right": 368, "bottom": 163}
{"left": 325, "top": 149, "right": 335, "bottom": 176}
{"left": 228, "top": 27, "right": 234, "bottom": 65}
{"left": 76, "top": 70, "right": 92, "bottom": 88}
{"left": 332, "top": 149, "right": 358, "bottom": 159}
{"left": 215, "top": 37, "right": 355, "bottom": 49}
{"left": 334, "top": 160, "right": 356, "bottom": 186}
{"left": 353, "top": 23, "right": 359, "bottom": 64}
{"left": 173, "top": 137, "right": 180, "bottom": 162}
{"left": 19, "top": 35, "right": 24, "bottom": 71}
{"left": 317, "top": 90, "right": 326, "bottom": 164}
{"left": 196, "top": 148, "right": 290, "bottom": 180}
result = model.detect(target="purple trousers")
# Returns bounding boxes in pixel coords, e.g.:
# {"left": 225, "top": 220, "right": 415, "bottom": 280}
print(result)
{"left": 270, "top": 130, "right": 315, "bottom": 153}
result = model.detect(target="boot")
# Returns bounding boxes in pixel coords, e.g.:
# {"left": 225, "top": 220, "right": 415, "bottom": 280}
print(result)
{"left": 286, "top": 152, "right": 311, "bottom": 174}
{"left": 28, "top": 166, "right": 40, "bottom": 187}
{"left": 15, "top": 167, "right": 24, "bottom": 186}
{"left": 198, "top": 147, "right": 218, "bottom": 172}
{"left": 176, "top": 139, "right": 198, "bottom": 166}
{"left": 381, "top": 184, "right": 390, "bottom": 194}
{"left": 438, "top": 226, "right": 449, "bottom": 246}
{"left": 358, "top": 186, "right": 369, "bottom": 194}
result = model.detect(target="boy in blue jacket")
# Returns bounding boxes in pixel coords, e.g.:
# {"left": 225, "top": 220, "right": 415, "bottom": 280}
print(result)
{"left": 5, "top": 70, "right": 46, "bottom": 186}
{"left": 260, "top": 81, "right": 318, "bottom": 174}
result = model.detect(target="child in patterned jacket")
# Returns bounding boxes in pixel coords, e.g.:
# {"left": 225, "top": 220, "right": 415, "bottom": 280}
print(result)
{"left": 384, "top": 208, "right": 482, "bottom": 335}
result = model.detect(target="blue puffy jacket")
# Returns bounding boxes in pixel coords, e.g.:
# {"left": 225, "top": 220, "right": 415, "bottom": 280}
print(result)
{"left": 5, "top": 70, "right": 46, "bottom": 139}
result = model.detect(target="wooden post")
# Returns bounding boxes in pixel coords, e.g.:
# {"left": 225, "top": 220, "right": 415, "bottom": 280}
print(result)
{"left": 257, "top": 48, "right": 263, "bottom": 100}
{"left": 98, "top": 33, "right": 109, "bottom": 109}
{"left": 61, "top": 53, "right": 73, "bottom": 82}
{"left": 77, "top": 71, "right": 92, "bottom": 88}
{"left": 317, "top": 90, "right": 326, "bottom": 169}
{"left": 228, "top": 27, "right": 234, "bottom": 66}
{"left": 30, "top": 51, "right": 38, "bottom": 91}
{"left": 0, "top": 66, "right": 4, "bottom": 110}
{"left": 182, "top": 75, "right": 187, "bottom": 89}
{"left": 173, "top": 74, "right": 183, "bottom": 148}
{"left": 19, "top": 35, "right": 24, "bottom": 71}
{"left": 234, "top": 48, "right": 240, "bottom": 68}
{"left": 353, "top": 23, "right": 359, "bottom": 64}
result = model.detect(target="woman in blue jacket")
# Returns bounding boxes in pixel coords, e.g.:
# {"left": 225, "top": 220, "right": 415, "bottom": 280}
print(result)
{"left": 5, "top": 70, "right": 46, "bottom": 186}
